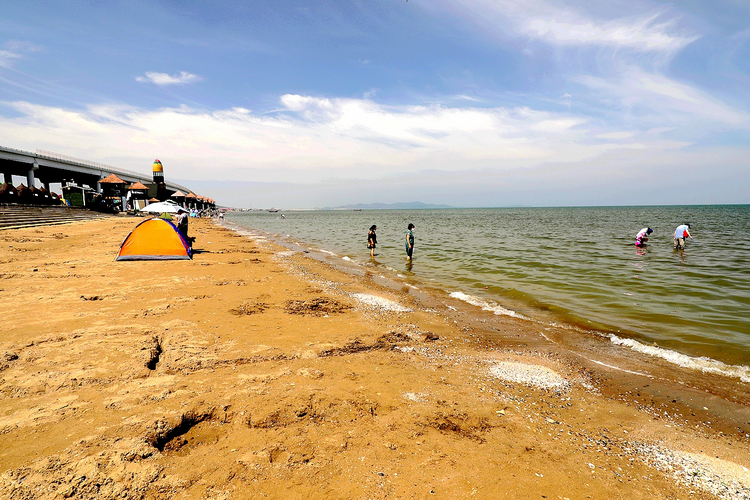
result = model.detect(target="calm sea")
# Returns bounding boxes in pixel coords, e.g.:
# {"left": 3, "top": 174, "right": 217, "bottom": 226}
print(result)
{"left": 226, "top": 206, "right": 750, "bottom": 371}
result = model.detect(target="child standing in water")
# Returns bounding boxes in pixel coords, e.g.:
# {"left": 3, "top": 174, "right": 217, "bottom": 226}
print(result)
{"left": 367, "top": 225, "right": 377, "bottom": 258}
{"left": 635, "top": 227, "right": 653, "bottom": 247}
{"left": 405, "top": 223, "right": 415, "bottom": 260}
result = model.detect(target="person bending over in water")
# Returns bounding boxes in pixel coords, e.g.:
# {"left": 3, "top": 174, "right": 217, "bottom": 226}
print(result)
{"left": 405, "top": 223, "right": 415, "bottom": 260}
{"left": 367, "top": 225, "right": 377, "bottom": 258}
{"left": 635, "top": 227, "right": 653, "bottom": 247}
{"left": 674, "top": 223, "right": 692, "bottom": 249}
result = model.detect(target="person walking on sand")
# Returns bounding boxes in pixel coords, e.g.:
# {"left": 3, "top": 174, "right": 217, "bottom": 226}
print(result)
{"left": 405, "top": 223, "right": 415, "bottom": 260}
{"left": 674, "top": 223, "right": 692, "bottom": 249}
{"left": 177, "top": 210, "right": 194, "bottom": 249}
{"left": 635, "top": 227, "right": 653, "bottom": 247}
{"left": 177, "top": 210, "right": 189, "bottom": 240}
{"left": 367, "top": 225, "right": 377, "bottom": 258}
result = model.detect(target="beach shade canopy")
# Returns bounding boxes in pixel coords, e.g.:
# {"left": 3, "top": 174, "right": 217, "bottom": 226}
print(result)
{"left": 140, "top": 201, "right": 188, "bottom": 214}
{"left": 127, "top": 182, "right": 149, "bottom": 191}
{"left": 99, "top": 173, "right": 127, "bottom": 185}
{"left": 116, "top": 218, "right": 192, "bottom": 261}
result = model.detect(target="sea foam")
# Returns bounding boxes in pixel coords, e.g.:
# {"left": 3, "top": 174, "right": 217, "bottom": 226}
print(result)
{"left": 610, "top": 335, "right": 750, "bottom": 383}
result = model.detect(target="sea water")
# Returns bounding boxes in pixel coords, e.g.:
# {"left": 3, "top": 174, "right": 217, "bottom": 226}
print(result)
{"left": 227, "top": 206, "right": 750, "bottom": 370}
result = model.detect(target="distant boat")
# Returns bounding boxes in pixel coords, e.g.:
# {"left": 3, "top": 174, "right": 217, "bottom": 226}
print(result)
{"left": 353, "top": 209, "right": 362, "bottom": 211}
{"left": 268, "top": 208, "right": 279, "bottom": 212}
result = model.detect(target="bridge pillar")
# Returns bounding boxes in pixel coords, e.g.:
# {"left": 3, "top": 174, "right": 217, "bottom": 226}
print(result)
{"left": 27, "top": 159, "right": 39, "bottom": 188}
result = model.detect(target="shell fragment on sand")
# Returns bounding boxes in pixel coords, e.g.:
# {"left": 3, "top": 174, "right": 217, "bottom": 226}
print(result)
{"left": 350, "top": 293, "right": 411, "bottom": 313}
{"left": 488, "top": 361, "right": 570, "bottom": 391}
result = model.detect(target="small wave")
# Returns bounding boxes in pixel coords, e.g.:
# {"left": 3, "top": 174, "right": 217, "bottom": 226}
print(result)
{"left": 590, "top": 359, "right": 653, "bottom": 378}
{"left": 449, "top": 291, "right": 524, "bottom": 318}
{"left": 342, "top": 256, "right": 351, "bottom": 261}
{"left": 610, "top": 335, "right": 750, "bottom": 383}
{"left": 318, "top": 249, "right": 337, "bottom": 256}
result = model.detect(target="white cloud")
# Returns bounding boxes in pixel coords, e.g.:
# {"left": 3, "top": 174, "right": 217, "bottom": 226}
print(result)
{"left": 0, "top": 40, "right": 42, "bottom": 68}
{"left": 0, "top": 97, "right": 596, "bottom": 182}
{"left": 454, "top": 95, "right": 482, "bottom": 102}
{"left": 596, "top": 131, "right": 636, "bottom": 140}
{"left": 0, "top": 50, "right": 22, "bottom": 68}
{"left": 525, "top": 13, "right": 697, "bottom": 53}
{"left": 439, "top": 1, "right": 748, "bottom": 135}
{"left": 433, "top": 1, "right": 697, "bottom": 54}
{"left": 1, "top": 92, "right": 746, "bottom": 208}
{"left": 576, "top": 68, "right": 749, "bottom": 126}
{"left": 135, "top": 71, "right": 201, "bottom": 85}
{"left": 0, "top": 93, "right": 715, "bottom": 190}
{"left": 280, "top": 94, "right": 332, "bottom": 112}
{"left": 5, "top": 41, "right": 42, "bottom": 52}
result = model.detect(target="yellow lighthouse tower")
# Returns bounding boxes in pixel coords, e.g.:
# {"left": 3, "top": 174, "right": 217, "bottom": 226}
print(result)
{"left": 151, "top": 159, "right": 168, "bottom": 200}
{"left": 152, "top": 159, "right": 164, "bottom": 183}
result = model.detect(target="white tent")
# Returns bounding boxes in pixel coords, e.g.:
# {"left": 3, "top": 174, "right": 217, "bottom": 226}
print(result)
{"left": 140, "top": 201, "right": 188, "bottom": 214}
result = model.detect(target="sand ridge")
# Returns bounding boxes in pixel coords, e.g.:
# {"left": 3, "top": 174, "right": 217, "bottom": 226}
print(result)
{"left": 0, "top": 218, "right": 748, "bottom": 499}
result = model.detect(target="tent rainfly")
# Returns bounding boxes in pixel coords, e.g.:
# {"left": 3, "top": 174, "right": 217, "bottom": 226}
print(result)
{"left": 116, "top": 218, "right": 192, "bottom": 261}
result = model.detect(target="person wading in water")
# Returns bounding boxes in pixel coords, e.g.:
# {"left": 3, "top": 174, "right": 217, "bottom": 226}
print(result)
{"left": 367, "top": 225, "right": 377, "bottom": 258}
{"left": 405, "top": 223, "right": 415, "bottom": 260}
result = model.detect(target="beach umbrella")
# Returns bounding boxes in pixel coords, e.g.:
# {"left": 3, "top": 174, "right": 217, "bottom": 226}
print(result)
{"left": 140, "top": 201, "right": 188, "bottom": 214}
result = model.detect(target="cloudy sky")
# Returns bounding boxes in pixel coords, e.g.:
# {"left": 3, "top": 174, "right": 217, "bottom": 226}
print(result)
{"left": 1, "top": 0, "right": 749, "bottom": 208}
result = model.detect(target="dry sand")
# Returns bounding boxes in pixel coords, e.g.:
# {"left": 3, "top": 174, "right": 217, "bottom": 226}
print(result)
{"left": 1, "top": 217, "right": 749, "bottom": 499}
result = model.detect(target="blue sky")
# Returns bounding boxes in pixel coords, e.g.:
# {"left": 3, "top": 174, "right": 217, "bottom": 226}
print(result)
{"left": 1, "top": 0, "right": 749, "bottom": 208}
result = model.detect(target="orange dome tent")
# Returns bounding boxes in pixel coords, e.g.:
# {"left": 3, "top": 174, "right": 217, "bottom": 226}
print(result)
{"left": 116, "top": 218, "right": 192, "bottom": 261}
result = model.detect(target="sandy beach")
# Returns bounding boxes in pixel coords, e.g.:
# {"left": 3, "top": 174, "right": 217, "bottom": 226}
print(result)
{"left": 1, "top": 216, "right": 749, "bottom": 500}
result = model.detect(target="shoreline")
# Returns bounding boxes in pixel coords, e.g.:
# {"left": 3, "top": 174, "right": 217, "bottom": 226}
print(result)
{"left": 222, "top": 218, "right": 750, "bottom": 394}
{"left": 1, "top": 217, "right": 749, "bottom": 499}
{"left": 223, "top": 207, "right": 750, "bottom": 369}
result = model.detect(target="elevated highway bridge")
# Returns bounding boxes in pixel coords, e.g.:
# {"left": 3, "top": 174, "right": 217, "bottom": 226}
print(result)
{"left": 0, "top": 145, "right": 192, "bottom": 195}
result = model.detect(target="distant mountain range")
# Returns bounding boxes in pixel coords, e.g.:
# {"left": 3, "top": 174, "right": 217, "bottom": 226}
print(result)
{"left": 325, "top": 201, "right": 453, "bottom": 210}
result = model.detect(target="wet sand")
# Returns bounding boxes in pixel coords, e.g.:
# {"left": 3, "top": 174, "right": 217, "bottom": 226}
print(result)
{"left": 1, "top": 217, "right": 749, "bottom": 499}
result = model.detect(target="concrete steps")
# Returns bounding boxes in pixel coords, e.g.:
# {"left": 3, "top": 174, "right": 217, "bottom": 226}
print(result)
{"left": 0, "top": 205, "right": 114, "bottom": 230}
